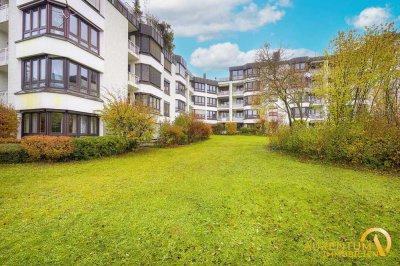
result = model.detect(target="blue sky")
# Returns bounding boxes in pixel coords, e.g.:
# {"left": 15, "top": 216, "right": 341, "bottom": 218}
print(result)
{"left": 146, "top": 0, "right": 400, "bottom": 78}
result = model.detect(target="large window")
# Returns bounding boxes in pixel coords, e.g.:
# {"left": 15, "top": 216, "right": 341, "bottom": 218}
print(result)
{"left": 231, "top": 70, "right": 244, "bottom": 80}
{"left": 176, "top": 82, "right": 186, "bottom": 96}
{"left": 245, "top": 110, "right": 259, "bottom": 119}
{"left": 136, "top": 64, "right": 161, "bottom": 89}
{"left": 23, "top": 6, "right": 47, "bottom": 38}
{"left": 135, "top": 93, "right": 161, "bottom": 114}
{"left": 140, "top": 36, "right": 162, "bottom": 62}
{"left": 208, "top": 85, "right": 217, "bottom": 94}
{"left": 23, "top": 4, "right": 100, "bottom": 55}
{"left": 86, "top": 0, "right": 100, "bottom": 11}
{"left": 175, "top": 100, "right": 186, "bottom": 112}
{"left": 207, "top": 97, "right": 217, "bottom": 107}
{"left": 22, "top": 56, "right": 100, "bottom": 97}
{"left": 193, "top": 82, "right": 206, "bottom": 92}
{"left": 164, "top": 79, "right": 170, "bottom": 95}
{"left": 244, "top": 81, "right": 259, "bottom": 92}
{"left": 207, "top": 111, "right": 217, "bottom": 120}
{"left": 193, "top": 96, "right": 205, "bottom": 106}
{"left": 176, "top": 63, "right": 186, "bottom": 78}
{"left": 164, "top": 57, "right": 172, "bottom": 73}
{"left": 164, "top": 101, "right": 170, "bottom": 117}
{"left": 22, "top": 111, "right": 98, "bottom": 136}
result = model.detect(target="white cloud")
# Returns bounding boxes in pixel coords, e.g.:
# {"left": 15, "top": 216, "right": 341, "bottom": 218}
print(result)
{"left": 146, "top": 0, "right": 290, "bottom": 41}
{"left": 348, "top": 7, "right": 390, "bottom": 29}
{"left": 190, "top": 42, "right": 318, "bottom": 70}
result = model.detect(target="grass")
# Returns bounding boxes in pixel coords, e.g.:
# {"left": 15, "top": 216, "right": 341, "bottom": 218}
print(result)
{"left": 0, "top": 135, "right": 399, "bottom": 265}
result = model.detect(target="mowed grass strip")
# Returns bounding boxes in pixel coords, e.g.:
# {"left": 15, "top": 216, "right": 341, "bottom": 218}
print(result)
{"left": 0, "top": 136, "right": 399, "bottom": 265}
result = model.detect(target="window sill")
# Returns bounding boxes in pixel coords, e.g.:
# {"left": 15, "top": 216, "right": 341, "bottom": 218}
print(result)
{"left": 15, "top": 88, "right": 103, "bottom": 102}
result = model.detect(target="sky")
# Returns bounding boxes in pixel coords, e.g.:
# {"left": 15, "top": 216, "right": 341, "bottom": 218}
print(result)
{"left": 144, "top": 0, "right": 400, "bottom": 79}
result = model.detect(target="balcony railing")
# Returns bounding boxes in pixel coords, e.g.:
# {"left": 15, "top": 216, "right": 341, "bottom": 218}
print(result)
{"left": 232, "top": 103, "right": 243, "bottom": 108}
{"left": 245, "top": 115, "right": 260, "bottom": 120}
{"left": 108, "top": 0, "right": 139, "bottom": 28}
{"left": 0, "top": 3, "right": 8, "bottom": 23}
{"left": 233, "top": 117, "right": 243, "bottom": 122}
{"left": 0, "top": 47, "right": 7, "bottom": 66}
{"left": 218, "top": 91, "right": 229, "bottom": 96}
{"left": 128, "top": 72, "right": 140, "bottom": 85}
{"left": 233, "top": 90, "right": 244, "bottom": 96}
{"left": 218, "top": 103, "right": 230, "bottom": 108}
{"left": 128, "top": 40, "right": 139, "bottom": 56}
{"left": 218, "top": 117, "right": 229, "bottom": 122}
{"left": 207, "top": 116, "right": 217, "bottom": 120}
{"left": 218, "top": 77, "right": 230, "bottom": 82}
{"left": 0, "top": 91, "right": 7, "bottom": 104}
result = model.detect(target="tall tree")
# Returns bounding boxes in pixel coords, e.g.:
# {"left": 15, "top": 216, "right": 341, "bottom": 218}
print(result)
{"left": 256, "top": 44, "right": 311, "bottom": 126}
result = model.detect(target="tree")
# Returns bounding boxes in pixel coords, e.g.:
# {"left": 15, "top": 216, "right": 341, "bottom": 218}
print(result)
{"left": 101, "top": 92, "right": 155, "bottom": 142}
{"left": 133, "top": 0, "right": 142, "bottom": 17}
{"left": 256, "top": 43, "right": 311, "bottom": 126}
{"left": 314, "top": 23, "right": 400, "bottom": 126}
{"left": 145, "top": 14, "right": 175, "bottom": 53}
{"left": 0, "top": 103, "right": 18, "bottom": 138}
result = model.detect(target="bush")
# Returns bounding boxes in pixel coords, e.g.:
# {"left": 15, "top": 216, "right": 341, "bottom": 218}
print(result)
{"left": 0, "top": 138, "right": 21, "bottom": 144}
{"left": 0, "top": 144, "right": 27, "bottom": 163}
{"left": 269, "top": 121, "right": 400, "bottom": 169}
{"left": 225, "top": 122, "right": 238, "bottom": 135}
{"left": 21, "top": 136, "right": 74, "bottom": 161}
{"left": 211, "top": 124, "right": 224, "bottom": 135}
{"left": 174, "top": 113, "right": 195, "bottom": 134}
{"left": 239, "top": 127, "right": 257, "bottom": 135}
{"left": 0, "top": 103, "right": 18, "bottom": 138}
{"left": 188, "top": 121, "right": 212, "bottom": 142}
{"left": 72, "top": 136, "right": 136, "bottom": 160}
{"left": 158, "top": 123, "right": 187, "bottom": 147}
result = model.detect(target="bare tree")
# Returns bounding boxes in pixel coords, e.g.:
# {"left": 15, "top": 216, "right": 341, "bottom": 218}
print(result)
{"left": 256, "top": 43, "right": 310, "bottom": 126}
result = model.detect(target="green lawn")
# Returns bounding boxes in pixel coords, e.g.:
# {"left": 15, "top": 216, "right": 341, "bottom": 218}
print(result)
{"left": 0, "top": 136, "right": 399, "bottom": 265}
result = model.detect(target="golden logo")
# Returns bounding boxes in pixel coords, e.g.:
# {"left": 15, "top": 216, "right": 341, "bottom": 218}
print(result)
{"left": 361, "top": 228, "right": 391, "bottom": 257}
{"left": 305, "top": 228, "right": 392, "bottom": 258}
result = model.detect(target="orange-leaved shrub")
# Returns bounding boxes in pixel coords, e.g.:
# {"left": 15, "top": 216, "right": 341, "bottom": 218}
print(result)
{"left": 0, "top": 103, "right": 18, "bottom": 138}
{"left": 158, "top": 123, "right": 187, "bottom": 147}
{"left": 21, "top": 136, "right": 74, "bottom": 161}
{"left": 225, "top": 122, "right": 238, "bottom": 135}
{"left": 0, "top": 138, "right": 21, "bottom": 144}
{"left": 188, "top": 121, "right": 211, "bottom": 142}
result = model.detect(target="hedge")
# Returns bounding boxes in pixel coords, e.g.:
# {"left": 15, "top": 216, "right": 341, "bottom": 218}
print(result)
{"left": 0, "top": 144, "right": 27, "bottom": 163}
{"left": 21, "top": 136, "right": 74, "bottom": 161}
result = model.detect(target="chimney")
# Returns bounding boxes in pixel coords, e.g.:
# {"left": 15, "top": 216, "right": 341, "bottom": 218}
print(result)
{"left": 203, "top": 73, "right": 207, "bottom": 79}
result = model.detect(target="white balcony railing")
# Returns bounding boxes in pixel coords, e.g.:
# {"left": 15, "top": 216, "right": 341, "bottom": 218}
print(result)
{"left": 233, "top": 90, "right": 244, "bottom": 96}
{"left": 233, "top": 117, "right": 244, "bottom": 122}
{"left": 218, "top": 117, "right": 229, "bottom": 122}
{"left": 128, "top": 40, "right": 139, "bottom": 56}
{"left": 0, "top": 4, "right": 8, "bottom": 23}
{"left": 128, "top": 72, "right": 140, "bottom": 86}
{"left": 218, "top": 103, "right": 230, "bottom": 108}
{"left": 218, "top": 91, "right": 229, "bottom": 96}
{"left": 232, "top": 103, "right": 244, "bottom": 109}
{"left": 0, "top": 47, "right": 8, "bottom": 66}
{"left": 0, "top": 91, "right": 7, "bottom": 104}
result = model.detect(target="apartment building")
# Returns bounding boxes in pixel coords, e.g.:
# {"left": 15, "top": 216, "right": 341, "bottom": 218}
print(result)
{"left": 0, "top": 0, "right": 326, "bottom": 138}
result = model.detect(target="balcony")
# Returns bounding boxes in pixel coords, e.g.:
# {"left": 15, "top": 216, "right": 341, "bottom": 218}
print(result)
{"left": 0, "top": 91, "right": 7, "bottom": 104}
{"left": 218, "top": 117, "right": 229, "bottom": 122}
{"left": 218, "top": 91, "right": 229, "bottom": 97}
{"left": 0, "top": 3, "right": 8, "bottom": 24}
{"left": 232, "top": 103, "right": 244, "bottom": 109}
{"left": 128, "top": 72, "right": 140, "bottom": 89}
{"left": 128, "top": 40, "right": 139, "bottom": 61}
{"left": 0, "top": 47, "right": 8, "bottom": 66}
{"left": 218, "top": 103, "right": 230, "bottom": 109}
{"left": 233, "top": 90, "right": 244, "bottom": 96}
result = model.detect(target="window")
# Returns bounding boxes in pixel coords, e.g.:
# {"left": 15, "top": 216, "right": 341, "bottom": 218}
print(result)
{"left": 232, "top": 70, "right": 244, "bottom": 80}
{"left": 51, "top": 6, "right": 64, "bottom": 35}
{"left": 164, "top": 58, "right": 172, "bottom": 73}
{"left": 68, "top": 114, "right": 78, "bottom": 134}
{"left": 80, "top": 67, "right": 88, "bottom": 93}
{"left": 139, "top": 36, "right": 162, "bottom": 62}
{"left": 80, "top": 116, "right": 88, "bottom": 134}
{"left": 219, "top": 112, "right": 229, "bottom": 118}
{"left": 50, "top": 59, "right": 64, "bottom": 88}
{"left": 23, "top": 57, "right": 47, "bottom": 90}
{"left": 176, "top": 63, "right": 186, "bottom": 77}
{"left": 23, "top": 6, "right": 47, "bottom": 38}
{"left": 90, "top": 28, "right": 99, "bottom": 53}
{"left": 135, "top": 93, "right": 161, "bottom": 114}
{"left": 164, "top": 79, "right": 170, "bottom": 95}
{"left": 208, "top": 85, "right": 217, "bottom": 94}
{"left": 23, "top": 5, "right": 100, "bottom": 55}
{"left": 164, "top": 101, "right": 170, "bottom": 117}
{"left": 207, "top": 111, "right": 217, "bottom": 120}
{"left": 245, "top": 110, "right": 259, "bottom": 119}
{"left": 194, "top": 110, "right": 206, "bottom": 119}
{"left": 90, "top": 117, "right": 98, "bottom": 135}
{"left": 194, "top": 82, "right": 206, "bottom": 92}
{"left": 23, "top": 113, "right": 30, "bottom": 134}
{"left": 244, "top": 81, "right": 259, "bottom": 92}
{"left": 50, "top": 113, "right": 64, "bottom": 134}
{"left": 69, "top": 15, "right": 78, "bottom": 42}
{"left": 86, "top": 0, "right": 100, "bottom": 11}
{"left": 193, "top": 96, "right": 205, "bottom": 106}
{"left": 175, "top": 100, "right": 186, "bottom": 112}
{"left": 23, "top": 57, "right": 100, "bottom": 97}
{"left": 176, "top": 82, "right": 186, "bottom": 96}
{"left": 136, "top": 64, "right": 161, "bottom": 88}
{"left": 207, "top": 97, "right": 217, "bottom": 107}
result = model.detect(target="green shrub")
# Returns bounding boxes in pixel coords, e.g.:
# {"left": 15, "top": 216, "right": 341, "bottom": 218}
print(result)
{"left": 72, "top": 136, "right": 136, "bottom": 160}
{"left": 158, "top": 123, "right": 187, "bottom": 147}
{"left": 211, "top": 124, "right": 224, "bottom": 135}
{"left": 269, "top": 121, "right": 400, "bottom": 169}
{"left": 225, "top": 122, "right": 238, "bottom": 135}
{"left": 0, "top": 103, "right": 18, "bottom": 138}
{"left": 239, "top": 127, "right": 257, "bottom": 135}
{"left": 188, "top": 121, "right": 212, "bottom": 142}
{"left": 21, "top": 136, "right": 74, "bottom": 161}
{"left": 0, "top": 144, "right": 27, "bottom": 163}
